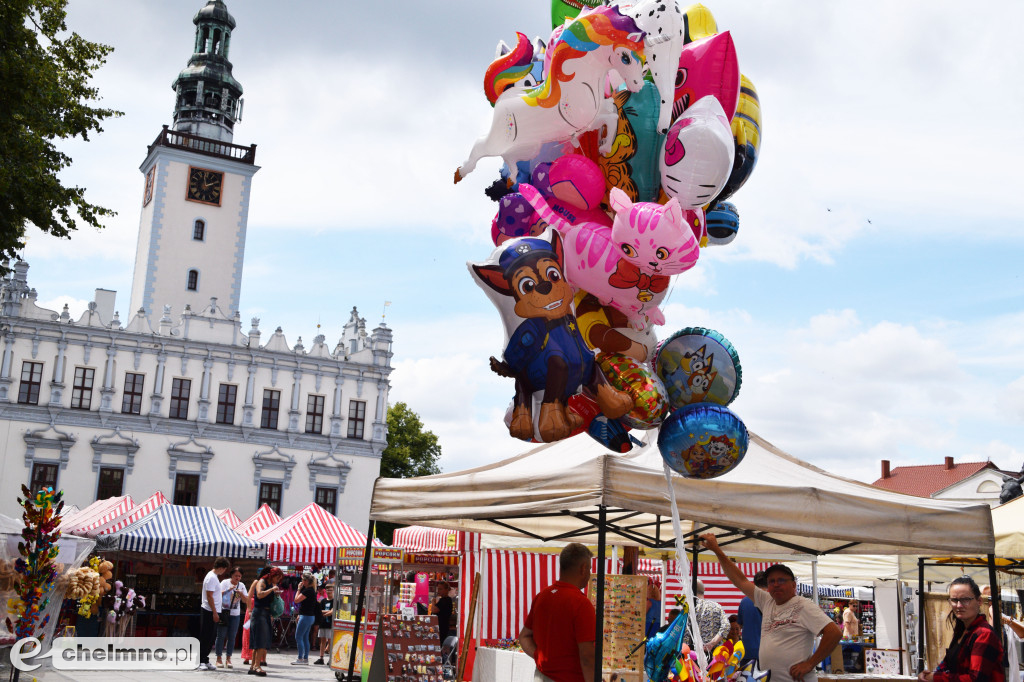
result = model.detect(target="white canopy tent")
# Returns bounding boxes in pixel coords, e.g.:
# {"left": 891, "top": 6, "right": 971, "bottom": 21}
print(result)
{"left": 370, "top": 430, "right": 994, "bottom": 556}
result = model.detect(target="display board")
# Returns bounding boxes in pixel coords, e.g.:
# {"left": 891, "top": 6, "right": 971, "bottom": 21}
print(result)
{"left": 368, "top": 613, "right": 444, "bottom": 682}
{"left": 865, "top": 648, "right": 902, "bottom": 675}
{"left": 587, "top": 574, "right": 646, "bottom": 676}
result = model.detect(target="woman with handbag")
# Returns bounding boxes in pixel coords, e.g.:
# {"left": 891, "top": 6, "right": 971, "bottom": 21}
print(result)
{"left": 249, "top": 566, "right": 284, "bottom": 677}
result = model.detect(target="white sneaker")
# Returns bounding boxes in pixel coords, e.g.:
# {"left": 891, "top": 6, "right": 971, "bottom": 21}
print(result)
{"left": 291, "top": 659, "right": 304, "bottom": 665}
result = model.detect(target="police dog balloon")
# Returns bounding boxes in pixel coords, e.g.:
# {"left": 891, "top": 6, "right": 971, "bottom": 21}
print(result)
{"left": 470, "top": 229, "right": 633, "bottom": 443}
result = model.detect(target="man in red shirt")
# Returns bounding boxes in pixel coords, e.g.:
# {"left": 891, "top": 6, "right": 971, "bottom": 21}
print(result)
{"left": 519, "top": 543, "right": 596, "bottom": 682}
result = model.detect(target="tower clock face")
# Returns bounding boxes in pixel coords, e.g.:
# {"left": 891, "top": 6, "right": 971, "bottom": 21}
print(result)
{"left": 186, "top": 166, "right": 224, "bottom": 206}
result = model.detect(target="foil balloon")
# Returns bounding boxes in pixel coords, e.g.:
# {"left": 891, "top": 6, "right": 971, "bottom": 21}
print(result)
{"left": 705, "top": 201, "right": 739, "bottom": 246}
{"left": 469, "top": 229, "right": 633, "bottom": 442}
{"left": 672, "top": 31, "right": 740, "bottom": 122}
{"left": 654, "top": 326, "right": 742, "bottom": 408}
{"left": 660, "top": 95, "right": 735, "bottom": 210}
{"left": 455, "top": 7, "right": 647, "bottom": 184}
{"left": 646, "top": 605, "right": 690, "bottom": 682}
{"left": 716, "top": 73, "right": 762, "bottom": 204}
{"left": 596, "top": 353, "right": 668, "bottom": 429}
{"left": 533, "top": 157, "right": 612, "bottom": 226}
{"left": 593, "top": 82, "right": 665, "bottom": 204}
{"left": 491, "top": 192, "right": 544, "bottom": 245}
{"left": 658, "top": 402, "right": 748, "bottom": 479}
{"left": 575, "top": 291, "right": 657, "bottom": 362}
{"left": 551, "top": 0, "right": 605, "bottom": 29}
{"left": 682, "top": 3, "right": 718, "bottom": 43}
{"left": 615, "top": 0, "right": 684, "bottom": 135}
{"left": 518, "top": 183, "right": 700, "bottom": 329}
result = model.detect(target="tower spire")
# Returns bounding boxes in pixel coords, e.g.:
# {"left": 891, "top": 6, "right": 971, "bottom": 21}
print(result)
{"left": 171, "top": 0, "right": 243, "bottom": 143}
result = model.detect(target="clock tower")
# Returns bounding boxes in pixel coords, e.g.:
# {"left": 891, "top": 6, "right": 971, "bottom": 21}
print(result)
{"left": 129, "top": 0, "right": 259, "bottom": 319}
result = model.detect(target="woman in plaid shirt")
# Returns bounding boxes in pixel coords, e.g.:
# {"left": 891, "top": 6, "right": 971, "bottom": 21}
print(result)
{"left": 919, "top": 576, "right": 1005, "bottom": 682}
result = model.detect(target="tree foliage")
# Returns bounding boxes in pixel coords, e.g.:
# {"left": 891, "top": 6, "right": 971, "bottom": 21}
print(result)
{"left": 0, "top": 0, "right": 122, "bottom": 267}
{"left": 381, "top": 402, "right": 442, "bottom": 479}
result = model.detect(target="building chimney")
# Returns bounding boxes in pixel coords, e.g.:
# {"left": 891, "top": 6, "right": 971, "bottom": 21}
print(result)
{"left": 881, "top": 460, "right": 891, "bottom": 479}
{"left": 944, "top": 456, "right": 955, "bottom": 470}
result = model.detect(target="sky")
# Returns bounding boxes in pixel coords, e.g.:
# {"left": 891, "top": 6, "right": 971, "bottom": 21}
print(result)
{"left": 22, "top": 0, "right": 1024, "bottom": 485}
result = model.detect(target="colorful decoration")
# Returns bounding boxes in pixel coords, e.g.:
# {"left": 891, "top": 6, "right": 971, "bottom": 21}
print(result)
{"left": 470, "top": 229, "right": 632, "bottom": 442}
{"left": 707, "top": 639, "right": 745, "bottom": 681}
{"left": 658, "top": 402, "right": 748, "bottom": 479}
{"left": 671, "top": 31, "right": 740, "bottom": 123}
{"left": 705, "top": 201, "right": 739, "bottom": 246}
{"left": 11, "top": 485, "right": 64, "bottom": 643}
{"left": 596, "top": 352, "right": 668, "bottom": 429}
{"left": 717, "top": 73, "right": 762, "bottom": 204}
{"left": 455, "top": 6, "right": 647, "bottom": 183}
{"left": 616, "top": 0, "right": 685, "bottom": 135}
{"left": 660, "top": 95, "right": 735, "bottom": 211}
{"left": 655, "top": 327, "right": 742, "bottom": 408}
{"left": 645, "top": 604, "right": 690, "bottom": 682}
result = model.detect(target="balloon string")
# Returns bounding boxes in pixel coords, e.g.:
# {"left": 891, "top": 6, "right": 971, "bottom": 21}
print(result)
{"left": 664, "top": 460, "right": 708, "bottom": 671}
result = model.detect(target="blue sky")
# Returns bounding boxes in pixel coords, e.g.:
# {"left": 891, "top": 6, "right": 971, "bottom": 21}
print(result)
{"left": 23, "top": 0, "right": 1024, "bottom": 483}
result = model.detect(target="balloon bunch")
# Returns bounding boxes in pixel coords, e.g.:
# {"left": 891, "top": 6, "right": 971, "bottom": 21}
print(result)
{"left": 463, "top": 1, "right": 761, "bottom": 459}
{"left": 10, "top": 485, "right": 64, "bottom": 643}
{"left": 707, "top": 640, "right": 745, "bottom": 681}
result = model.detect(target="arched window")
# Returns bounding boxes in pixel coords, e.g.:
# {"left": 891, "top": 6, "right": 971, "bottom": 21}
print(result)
{"left": 186, "top": 269, "right": 199, "bottom": 291}
{"left": 193, "top": 219, "right": 205, "bottom": 241}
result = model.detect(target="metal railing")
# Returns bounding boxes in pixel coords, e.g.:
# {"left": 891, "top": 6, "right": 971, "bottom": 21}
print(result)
{"left": 149, "top": 125, "right": 256, "bottom": 164}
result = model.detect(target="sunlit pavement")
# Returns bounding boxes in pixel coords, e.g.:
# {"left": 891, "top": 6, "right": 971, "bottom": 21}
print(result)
{"left": 29, "top": 651, "right": 346, "bottom": 681}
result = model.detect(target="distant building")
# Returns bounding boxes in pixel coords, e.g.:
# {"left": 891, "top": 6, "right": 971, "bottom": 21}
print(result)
{"left": 871, "top": 457, "right": 1016, "bottom": 508}
{"left": 0, "top": 0, "right": 393, "bottom": 529}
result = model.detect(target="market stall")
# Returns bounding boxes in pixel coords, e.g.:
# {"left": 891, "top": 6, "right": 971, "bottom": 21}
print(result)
{"left": 235, "top": 503, "right": 282, "bottom": 537}
{"left": 363, "top": 429, "right": 994, "bottom": 681}
{"left": 215, "top": 507, "right": 243, "bottom": 529}
{"left": 81, "top": 491, "right": 169, "bottom": 537}
{"left": 61, "top": 495, "right": 135, "bottom": 536}
{"left": 252, "top": 502, "right": 378, "bottom": 564}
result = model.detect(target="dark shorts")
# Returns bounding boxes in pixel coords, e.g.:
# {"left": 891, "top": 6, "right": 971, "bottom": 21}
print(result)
{"left": 250, "top": 607, "right": 272, "bottom": 650}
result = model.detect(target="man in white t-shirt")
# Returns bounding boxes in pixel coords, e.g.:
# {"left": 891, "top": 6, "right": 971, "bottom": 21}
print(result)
{"left": 701, "top": 534, "right": 842, "bottom": 682}
{"left": 199, "top": 557, "right": 231, "bottom": 671}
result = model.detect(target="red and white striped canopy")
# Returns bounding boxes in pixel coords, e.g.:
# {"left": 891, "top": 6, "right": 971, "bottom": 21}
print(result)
{"left": 636, "top": 558, "right": 771, "bottom": 619}
{"left": 215, "top": 508, "right": 242, "bottom": 529}
{"left": 254, "top": 503, "right": 379, "bottom": 564}
{"left": 393, "top": 526, "right": 462, "bottom": 552}
{"left": 85, "top": 491, "right": 169, "bottom": 537}
{"left": 235, "top": 504, "right": 282, "bottom": 537}
{"left": 62, "top": 495, "right": 135, "bottom": 536}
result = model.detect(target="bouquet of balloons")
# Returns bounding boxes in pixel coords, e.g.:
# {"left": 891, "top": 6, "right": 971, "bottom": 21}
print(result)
{"left": 9, "top": 485, "right": 64, "bottom": 643}
{"left": 462, "top": 0, "right": 762, "bottom": 478}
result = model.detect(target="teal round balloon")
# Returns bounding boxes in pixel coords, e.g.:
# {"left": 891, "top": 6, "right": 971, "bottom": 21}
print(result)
{"left": 654, "top": 327, "right": 742, "bottom": 409}
{"left": 658, "top": 403, "right": 748, "bottom": 479}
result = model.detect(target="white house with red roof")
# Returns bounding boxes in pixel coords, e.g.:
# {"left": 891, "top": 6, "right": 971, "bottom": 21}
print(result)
{"left": 871, "top": 456, "right": 1017, "bottom": 508}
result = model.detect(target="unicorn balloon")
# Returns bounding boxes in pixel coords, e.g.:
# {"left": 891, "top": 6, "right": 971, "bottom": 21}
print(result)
{"left": 614, "top": 0, "right": 685, "bottom": 134}
{"left": 455, "top": 6, "right": 646, "bottom": 184}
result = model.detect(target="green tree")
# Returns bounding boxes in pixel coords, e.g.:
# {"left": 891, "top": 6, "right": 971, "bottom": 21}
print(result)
{"left": 0, "top": 0, "right": 122, "bottom": 267}
{"left": 377, "top": 402, "right": 442, "bottom": 544}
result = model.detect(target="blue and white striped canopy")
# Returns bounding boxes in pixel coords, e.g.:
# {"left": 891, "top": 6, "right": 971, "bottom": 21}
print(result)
{"left": 97, "top": 504, "right": 267, "bottom": 559}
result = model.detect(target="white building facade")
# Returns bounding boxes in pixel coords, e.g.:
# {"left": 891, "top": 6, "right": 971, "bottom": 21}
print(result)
{"left": 0, "top": 0, "right": 392, "bottom": 529}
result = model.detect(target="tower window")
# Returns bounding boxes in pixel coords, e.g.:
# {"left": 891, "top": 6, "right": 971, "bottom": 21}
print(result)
{"left": 18, "top": 361, "right": 43, "bottom": 405}
{"left": 347, "top": 400, "right": 366, "bottom": 439}
{"left": 186, "top": 269, "right": 199, "bottom": 291}
{"left": 193, "top": 219, "right": 205, "bottom": 241}
{"left": 71, "top": 367, "right": 95, "bottom": 410}
{"left": 169, "top": 378, "right": 191, "bottom": 420}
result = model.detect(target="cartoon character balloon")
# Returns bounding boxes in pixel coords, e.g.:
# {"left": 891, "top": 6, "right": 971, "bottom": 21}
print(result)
{"left": 655, "top": 327, "right": 742, "bottom": 408}
{"left": 455, "top": 7, "right": 647, "bottom": 184}
{"left": 469, "top": 229, "right": 633, "bottom": 442}
{"left": 671, "top": 31, "right": 740, "bottom": 122}
{"left": 660, "top": 95, "right": 735, "bottom": 210}
{"left": 658, "top": 402, "right": 748, "bottom": 479}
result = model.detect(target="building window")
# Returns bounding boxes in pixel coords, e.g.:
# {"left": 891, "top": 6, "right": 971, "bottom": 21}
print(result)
{"left": 261, "top": 389, "right": 280, "bottom": 429}
{"left": 173, "top": 473, "right": 200, "bottom": 506}
{"left": 18, "top": 361, "right": 43, "bottom": 405}
{"left": 314, "top": 487, "right": 337, "bottom": 515}
{"left": 258, "top": 482, "right": 282, "bottom": 515}
{"left": 192, "top": 219, "right": 205, "bottom": 241}
{"left": 169, "top": 378, "right": 191, "bottom": 420}
{"left": 29, "top": 462, "right": 59, "bottom": 493}
{"left": 122, "top": 373, "right": 145, "bottom": 414}
{"left": 186, "top": 269, "right": 199, "bottom": 291}
{"left": 305, "top": 395, "right": 325, "bottom": 434}
{"left": 347, "top": 400, "right": 366, "bottom": 439}
{"left": 216, "top": 384, "right": 237, "bottom": 425}
{"left": 96, "top": 467, "right": 124, "bottom": 500}
{"left": 70, "top": 367, "right": 95, "bottom": 410}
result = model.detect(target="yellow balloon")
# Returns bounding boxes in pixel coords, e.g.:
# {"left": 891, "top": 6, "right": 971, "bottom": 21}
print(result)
{"left": 682, "top": 4, "right": 718, "bottom": 42}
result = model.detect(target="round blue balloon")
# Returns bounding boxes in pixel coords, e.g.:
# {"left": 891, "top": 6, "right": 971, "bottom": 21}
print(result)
{"left": 654, "top": 327, "right": 742, "bottom": 409}
{"left": 706, "top": 200, "right": 739, "bottom": 245}
{"left": 658, "top": 403, "right": 748, "bottom": 479}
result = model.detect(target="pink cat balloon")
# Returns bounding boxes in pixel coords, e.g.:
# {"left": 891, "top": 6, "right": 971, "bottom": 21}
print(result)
{"left": 518, "top": 183, "right": 701, "bottom": 330}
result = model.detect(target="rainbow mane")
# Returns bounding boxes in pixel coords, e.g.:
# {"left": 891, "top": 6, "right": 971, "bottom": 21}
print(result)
{"left": 523, "top": 6, "right": 645, "bottom": 109}
{"left": 484, "top": 32, "right": 536, "bottom": 105}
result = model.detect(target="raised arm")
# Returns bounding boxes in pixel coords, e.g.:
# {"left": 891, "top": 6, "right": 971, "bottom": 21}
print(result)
{"left": 699, "top": 534, "right": 754, "bottom": 598}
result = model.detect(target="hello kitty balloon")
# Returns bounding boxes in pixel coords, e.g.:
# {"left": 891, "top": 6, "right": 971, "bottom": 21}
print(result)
{"left": 659, "top": 95, "right": 735, "bottom": 209}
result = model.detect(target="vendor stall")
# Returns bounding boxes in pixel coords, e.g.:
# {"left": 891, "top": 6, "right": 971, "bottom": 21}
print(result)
{"left": 82, "top": 491, "right": 169, "bottom": 537}
{"left": 363, "top": 430, "right": 995, "bottom": 682}
{"left": 215, "top": 507, "right": 243, "bottom": 529}
{"left": 235, "top": 503, "right": 282, "bottom": 537}
{"left": 253, "top": 502, "right": 378, "bottom": 564}
{"left": 61, "top": 495, "right": 135, "bottom": 536}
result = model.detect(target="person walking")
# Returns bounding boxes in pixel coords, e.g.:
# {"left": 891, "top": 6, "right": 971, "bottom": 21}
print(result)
{"left": 249, "top": 566, "right": 284, "bottom": 677}
{"left": 519, "top": 543, "right": 597, "bottom": 682}
{"left": 291, "top": 572, "right": 319, "bottom": 665}
{"left": 737, "top": 571, "right": 767, "bottom": 666}
{"left": 199, "top": 557, "right": 230, "bottom": 671}
{"left": 215, "top": 566, "right": 249, "bottom": 668}
{"left": 918, "top": 576, "right": 1004, "bottom": 682}
{"left": 701, "top": 534, "right": 841, "bottom": 682}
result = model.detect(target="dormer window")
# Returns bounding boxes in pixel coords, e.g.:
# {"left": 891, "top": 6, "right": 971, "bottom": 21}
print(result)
{"left": 187, "top": 269, "right": 199, "bottom": 291}
{"left": 193, "top": 219, "right": 205, "bottom": 241}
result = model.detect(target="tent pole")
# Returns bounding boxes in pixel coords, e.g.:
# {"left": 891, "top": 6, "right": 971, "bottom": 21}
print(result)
{"left": 347, "top": 520, "right": 375, "bottom": 680}
{"left": 917, "top": 557, "right": 925, "bottom": 673}
{"left": 595, "top": 505, "right": 607, "bottom": 682}
{"left": 812, "top": 559, "right": 819, "bottom": 606}
{"left": 691, "top": 537, "right": 699, "bottom": 595}
{"left": 987, "top": 553, "right": 1006, "bottom": 679}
